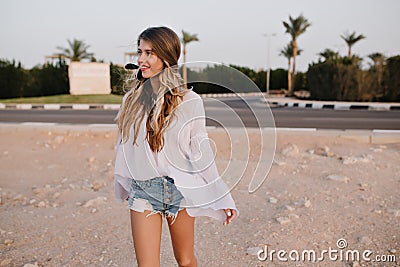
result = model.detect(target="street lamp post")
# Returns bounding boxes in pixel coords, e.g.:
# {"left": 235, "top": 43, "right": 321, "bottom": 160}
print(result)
{"left": 263, "top": 33, "right": 277, "bottom": 96}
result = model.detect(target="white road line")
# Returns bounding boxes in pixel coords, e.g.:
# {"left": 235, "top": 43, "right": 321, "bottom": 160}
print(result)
{"left": 88, "top": 124, "right": 117, "bottom": 128}
{"left": 20, "top": 122, "right": 57, "bottom": 126}
{"left": 372, "top": 129, "right": 400, "bottom": 134}
{"left": 275, "top": 127, "right": 317, "bottom": 131}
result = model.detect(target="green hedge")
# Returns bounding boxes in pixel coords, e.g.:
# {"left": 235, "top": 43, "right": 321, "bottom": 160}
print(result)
{"left": 0, "top": 60, "right": 128, "bottom": 98}
{"left": 307, "top": 62, "right": 359, "bottom": 101}
{"left": 0, "top": 60, "right": 28, "bottom": 99}
{"left": 0, "top": 59, "right": 69, "bottom": 99}
{"left": 110, "top": 63, "right": 128, "bottom": 95}
{"left": 3, "top": 56, "right": 397, "bottom": 101}
{"left": 27, "top": 61, "right": 69, "bottom": 97}
{"left": 383, "top": 56, "right": 400, "bottom": 101}
{"left": 307, "top": 55, "right": 400, "bottom": 102}
{"left": 0, "top": 58, "right": 303, "bottom": 98}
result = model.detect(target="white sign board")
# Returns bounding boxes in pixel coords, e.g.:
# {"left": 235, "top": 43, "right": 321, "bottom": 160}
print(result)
{"left": 68, "top": 62, "right": 111, "bottom": 95}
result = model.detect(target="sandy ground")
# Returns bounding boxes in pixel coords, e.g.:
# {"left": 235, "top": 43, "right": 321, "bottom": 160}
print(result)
{"left": 0, "top": 124, "right": 399, "bottom": 267}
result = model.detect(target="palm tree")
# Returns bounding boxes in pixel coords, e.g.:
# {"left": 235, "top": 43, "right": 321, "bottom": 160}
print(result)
{"left": 368, "top": 52, "right": 385, "bottom": 68}
{"left": 181, "top": 30, "right": 199, "bottom": 87}
{"left": 55, "top": 38, "right": 94, "bottom": 62}
{"left": 280, "top": 43, "right": 302, "bottom": 92}
{"left": 341, "top": 31, "right": 366, "bottom": 58}
{"left": 283, "top": 14, "right": 311, "bottom": 96}
{"left": 368, "top": 52, "right": 385, "bottom": 86}
{"left": 318, "top": 49, "right": 340, "bottom": 63}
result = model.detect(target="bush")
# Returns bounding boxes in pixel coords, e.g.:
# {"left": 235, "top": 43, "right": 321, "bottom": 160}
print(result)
{"left": 0, "top": 59, "right": 28, "bottom": 99}
{"left": 0, "top": 59, "right": 68, "bottom": 99}
{"left": 231, "top": 66, "right": 296, "bottom": 91}
{"left": 308, "top": 55, "right": 400, "bottom": 102}
{"left": 27, "top": 61, "right": 69, "bottom": 97}
{"left": 186, "top": 64, "right": 259, "bottom": 94}
{"left": 294, "top": 72, "right": 307, "bottom": 91}
{"left": 307, "top": 62, "right": 359, "bottom": 101}
{"left": 110, "top": 63, "right": 128, "bottom": 95}
{"left": 271, "top": 69, "right": 289, "bottom": 90}
{"left": 382, "top": 56, "right": 400, "bottom": 101}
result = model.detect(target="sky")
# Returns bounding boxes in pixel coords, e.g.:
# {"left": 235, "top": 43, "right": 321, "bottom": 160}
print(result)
{"left": 1, "top": 0, "right": 399, "bottom": 71}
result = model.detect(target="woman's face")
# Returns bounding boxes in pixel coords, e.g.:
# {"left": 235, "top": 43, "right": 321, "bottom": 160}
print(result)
{"left": 137, "top": 39, "right": 164, "bottom": 79}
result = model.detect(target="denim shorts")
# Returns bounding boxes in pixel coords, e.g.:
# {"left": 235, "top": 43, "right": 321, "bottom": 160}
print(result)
{"left": 128, "top": 176, "right": 184, "bottom": 224}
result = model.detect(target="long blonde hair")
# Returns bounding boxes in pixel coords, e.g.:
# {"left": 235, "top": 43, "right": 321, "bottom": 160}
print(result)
{"left": 116, "top": 27, "right": 190, "bottom": 152}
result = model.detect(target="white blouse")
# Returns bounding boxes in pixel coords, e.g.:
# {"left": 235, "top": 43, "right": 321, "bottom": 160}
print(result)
{"left": 114, "top": 90, "right": 238, "bottom": 221}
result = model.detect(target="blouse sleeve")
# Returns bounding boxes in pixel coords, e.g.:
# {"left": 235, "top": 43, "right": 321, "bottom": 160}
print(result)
{"left": 187, "top": 96, "right": 239, "bottom": 216}
{"left": 113, "top": 91, "right": 131, "bottom": 202}
{"left": 188, "top": 97, "right": 220, "bottom": 184}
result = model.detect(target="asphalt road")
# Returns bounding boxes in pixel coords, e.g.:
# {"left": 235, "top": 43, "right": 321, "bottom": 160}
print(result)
{"left": 0, "top": 98, "right": 399, "bottom": 130}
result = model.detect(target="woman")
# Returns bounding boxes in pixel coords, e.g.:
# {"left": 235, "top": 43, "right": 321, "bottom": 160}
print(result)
{"left": 114, "top": 26, "right": 238, "bottom": 267}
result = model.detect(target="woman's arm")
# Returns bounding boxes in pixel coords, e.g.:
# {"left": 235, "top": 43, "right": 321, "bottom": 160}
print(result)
{"left": 188, "top": 95, "right": 239, "bottom": 224}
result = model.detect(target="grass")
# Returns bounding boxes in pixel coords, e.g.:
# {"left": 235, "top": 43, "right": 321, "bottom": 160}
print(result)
{"left": 0, "top": 94, "right": 123, "bottom": 104}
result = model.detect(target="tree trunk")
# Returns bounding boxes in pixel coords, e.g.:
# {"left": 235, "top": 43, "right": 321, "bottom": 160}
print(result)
{"left": 287, "top": 59, "right": 292, "bottom": 94}
{"left": 348, "top": 46, "right": 352, "bottom": 58}
{"left": 183, "top": 45, "right": 188, "bottom": 88}
{"left": 290, "top": 40, "right": 297, "bottom": 96}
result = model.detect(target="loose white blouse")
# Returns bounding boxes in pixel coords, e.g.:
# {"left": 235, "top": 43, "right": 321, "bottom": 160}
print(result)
{"left": 114, "top": 90, "right": 238, "bottom": 221}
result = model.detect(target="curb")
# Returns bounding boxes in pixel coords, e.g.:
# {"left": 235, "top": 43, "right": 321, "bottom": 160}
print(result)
{"left": 0, "top": 103, "right": 121, "bottom": 110}
{"left": 266, "top": 99, "right": 400, "bottom": 111}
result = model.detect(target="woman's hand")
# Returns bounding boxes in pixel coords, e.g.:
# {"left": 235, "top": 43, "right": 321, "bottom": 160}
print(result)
{"left": 223, "top": 209, "right": 237, "bottom": 225}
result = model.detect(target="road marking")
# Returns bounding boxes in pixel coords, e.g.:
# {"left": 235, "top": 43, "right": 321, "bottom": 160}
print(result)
{"left": 275, "top": 127, "right": 317, "bottom": 131}
{"left": 44, "top": 104, "right": 61, "bottom": 110}
{"left": 20, "top": 122, "right": 57, "bottom": 126}
{"left": 16, "top": 104, "right": 32, "bottom": 110}
{"left": 88, "top": 124, "right": 117, "bottom": 128}
{"left": 72, "top": 104, "right": 90, "bottom": 110}
{"left": 372, "top": 129, "right": 400, "bottom": 134}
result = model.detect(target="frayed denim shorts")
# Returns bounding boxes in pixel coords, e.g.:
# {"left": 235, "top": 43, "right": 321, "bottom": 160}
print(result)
{"left": 128, "top": 176, "right": 184, "bottom": 224}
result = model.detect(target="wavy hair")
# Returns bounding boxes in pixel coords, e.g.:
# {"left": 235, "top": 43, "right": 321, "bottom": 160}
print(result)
{"left": 116, "top": 26, "right": 190, "bottom": 152}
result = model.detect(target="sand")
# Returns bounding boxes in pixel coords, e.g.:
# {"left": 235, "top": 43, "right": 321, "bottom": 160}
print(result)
{"left": 0, "top": 124, "right": 399, "bottom": 267}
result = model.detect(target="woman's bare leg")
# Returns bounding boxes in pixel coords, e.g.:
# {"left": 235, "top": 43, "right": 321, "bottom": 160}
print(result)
{"left": 130, "top": 210, "right": 163, "bottom": 267}
{"left": 167, "top": 209, "right": 197, "bottom": 267}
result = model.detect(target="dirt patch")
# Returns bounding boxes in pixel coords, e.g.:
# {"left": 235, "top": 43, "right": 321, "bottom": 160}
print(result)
{"left": 0, "top": 126, "right": 399, "bottom": 266}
